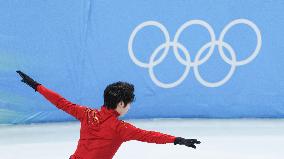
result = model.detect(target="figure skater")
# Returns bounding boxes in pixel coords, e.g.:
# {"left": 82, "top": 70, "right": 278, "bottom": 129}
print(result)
{"left": 16, "top": 70, "right": 201, "bottom": 159}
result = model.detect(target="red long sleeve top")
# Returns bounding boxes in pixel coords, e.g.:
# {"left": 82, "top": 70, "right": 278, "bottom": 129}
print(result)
{"left": 37, "top": 85, "right": 176, "bottom": 159}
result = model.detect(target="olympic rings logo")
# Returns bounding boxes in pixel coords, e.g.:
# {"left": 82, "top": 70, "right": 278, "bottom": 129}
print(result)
{"left": 128, "top": 19, "right": 262, "bottom": 88}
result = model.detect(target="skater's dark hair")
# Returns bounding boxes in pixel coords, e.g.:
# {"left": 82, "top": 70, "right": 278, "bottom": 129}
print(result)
{"left": 104, "top": 81, "right": 135, "bottom": 109}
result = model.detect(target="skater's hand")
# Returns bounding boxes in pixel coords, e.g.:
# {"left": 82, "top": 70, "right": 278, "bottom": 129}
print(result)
{"left": 174, "top": 137, "right": 201, "bottom": 149}
{"left": 16, "top": 70, "right": 41, "bottom": 92}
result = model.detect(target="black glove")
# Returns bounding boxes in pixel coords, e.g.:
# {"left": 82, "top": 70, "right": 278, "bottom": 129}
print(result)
{"left": 174, "top": 137, "right": 201, "bottom": 149}
{"left": 16, "top": 70, "right": 41, "bottom": 92}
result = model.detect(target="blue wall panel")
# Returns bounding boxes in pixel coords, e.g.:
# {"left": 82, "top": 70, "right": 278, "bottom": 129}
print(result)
{"left": 0, "top": 0, "right": 283, "bottom": 124}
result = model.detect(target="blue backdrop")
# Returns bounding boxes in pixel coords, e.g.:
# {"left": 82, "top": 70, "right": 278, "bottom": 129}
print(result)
{"left": 0, "top": 0, "right": 283, "bottom": 124}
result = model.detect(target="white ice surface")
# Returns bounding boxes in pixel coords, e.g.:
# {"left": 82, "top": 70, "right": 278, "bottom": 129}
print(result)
{"left": 0, "top": 119, "right": 283, "bottom": 159}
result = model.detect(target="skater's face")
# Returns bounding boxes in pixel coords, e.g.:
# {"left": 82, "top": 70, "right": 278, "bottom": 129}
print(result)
{"left": 116, "top": 101, "right": 131, "bottom": 117}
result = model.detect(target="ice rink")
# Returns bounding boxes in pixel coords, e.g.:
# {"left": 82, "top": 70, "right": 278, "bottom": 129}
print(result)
{"left": 0, "top": 119, "right": 283, "bottom": 159}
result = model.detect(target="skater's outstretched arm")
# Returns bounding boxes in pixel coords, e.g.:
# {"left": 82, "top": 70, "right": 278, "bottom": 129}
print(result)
{"left": 16, "top": 70, "right": 87, "bottom": 121}
{"left": 117, "top": 120, "right": 175, "bottom": 144}
{"left": 116, "top": 120, "right": 201, "bottom": 148}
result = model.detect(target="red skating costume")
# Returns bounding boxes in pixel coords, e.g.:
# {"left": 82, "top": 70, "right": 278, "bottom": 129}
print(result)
{"left": 37, "top": 85, "right": 176, "bottom": 159}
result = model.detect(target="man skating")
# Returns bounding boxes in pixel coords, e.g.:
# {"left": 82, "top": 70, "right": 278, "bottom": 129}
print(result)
{"left": 16, "top": 70, "right": 201, "bottom": 159}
